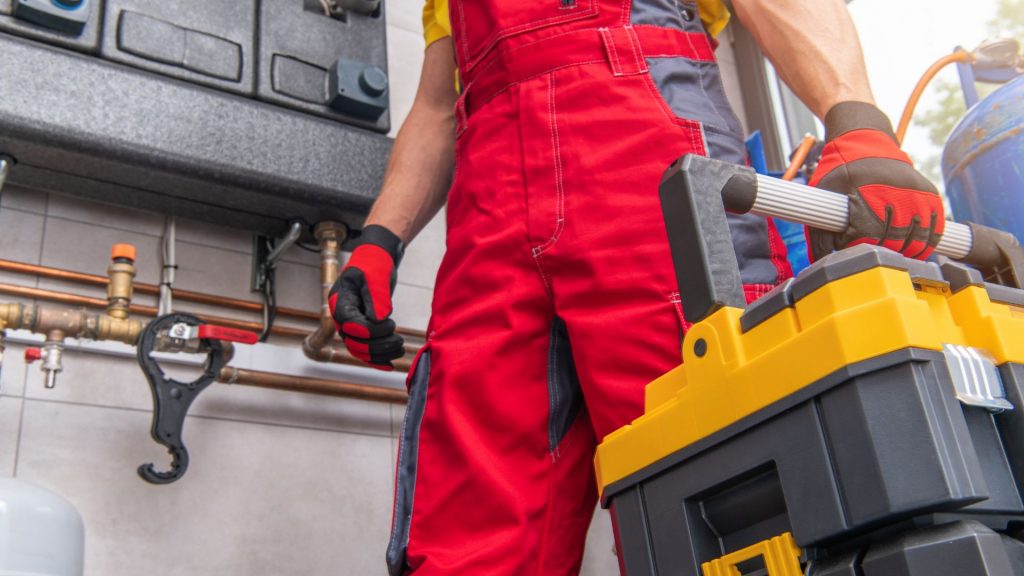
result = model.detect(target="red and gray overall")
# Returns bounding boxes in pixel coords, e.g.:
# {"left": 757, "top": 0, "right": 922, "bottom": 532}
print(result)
{"left": 388, "top": 1, "right": 792, "bottom": 574}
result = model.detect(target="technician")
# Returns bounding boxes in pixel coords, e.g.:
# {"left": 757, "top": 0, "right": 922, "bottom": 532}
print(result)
{"left": 329, "top": 0, "right": 945, "bottom": 574}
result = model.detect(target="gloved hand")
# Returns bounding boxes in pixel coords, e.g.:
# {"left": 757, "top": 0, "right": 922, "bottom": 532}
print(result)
{"left": 329, "top": 225, "right": 406, "bottom": 371}
{"left": 807, "top": 101, "right": 945, "bottom": 262}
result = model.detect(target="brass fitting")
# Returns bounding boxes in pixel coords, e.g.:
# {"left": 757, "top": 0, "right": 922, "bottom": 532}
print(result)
{"left": 0, "top": 302, "right": 24, "bottom": 331}
{"left": 0, "top": 301, "right": 142, "bottom": 346}
{"left": 107, "top": 243, "right": 137, "bottom": 320}
{"left": 93, "top": 316, "right": 143, "bottom": 346}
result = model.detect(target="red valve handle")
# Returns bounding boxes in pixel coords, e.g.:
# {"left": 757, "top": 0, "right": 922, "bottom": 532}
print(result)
{"left": 24, "top": 348, "right": 42, "bottom": 363}
{"left": 197, "top": 325, "right": 259, "bottom": 345}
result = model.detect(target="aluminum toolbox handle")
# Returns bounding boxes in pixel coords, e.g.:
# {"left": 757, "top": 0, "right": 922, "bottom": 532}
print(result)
{"left": 659, "top": 155, "right": 1024, "bottom": 325}
{"left": 749, "top": 175, "right": 973, "bottom": 260}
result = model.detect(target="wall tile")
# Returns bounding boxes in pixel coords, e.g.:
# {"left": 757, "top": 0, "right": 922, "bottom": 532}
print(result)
{"left": 391, "top": 282, "right": 432, "bottom": 331}
{"left": 387, "top": 0, "right": 425, "bottom": 36}
{"left": 170, "top": 242, "right": 322, "bottom": 317}
{"left": 0, "top": 396, "right": 23, "bottom": 477}
{"left": 278, "top": 241, "right": 323, "bottom": 268}
{"left": 47, "top": 192, "right": 166, "bottom": 236}
{"left": 0, "top": 208, "right": 45, "bottom": 265}
{"left": 0, "top": 207, "right": 46, "bottom": 296}
{"left": 33, "top": 276, "right": 113, "bottom": 303}
{"left": 173, "top": 217, "right": 254, "bottom": 256}
{"left": 193, "top": 378, "right": 394, "bottom": 438}
{"left": 40, "top": 218, "right": 163, "bottom": 285}
{"left": 1, "top": 184, "right": 48, "bottom": 215}
{"left": 16, "top": 400, "right": 395, "bottom": 576}
{"left": 173, "top": 241, "right": 259, "bottom": 303}
{"left": 401, "top": 210, "right": 445, "bottom": 289}
{"left": 163, "top": 299, "right": 268, "bottom": 326}
{"left": 1, "top": 341, "right": 30, "bottom": 398}
{"left": 24, "top": 348, "right": 151, "bottom": 411}
{"left": 387, "top": 25, "right": 426, "bottom": 137}
{"left": 272, "top": 259, "right": 324, "bottom": 314}
{"left": 23, "top": 343, "right": 395, "bottom": 437}
{"left": 582, "top": 507, "right": 620, "bottom": 576}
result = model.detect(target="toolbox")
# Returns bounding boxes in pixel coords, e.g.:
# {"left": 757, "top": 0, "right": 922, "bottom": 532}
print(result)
{"left": 597, "top": 155, "right": 1024, "bottom": 576}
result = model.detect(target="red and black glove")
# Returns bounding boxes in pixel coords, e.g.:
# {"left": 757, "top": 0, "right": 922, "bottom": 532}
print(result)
{"left": 807, "top": 101, "right": 945, "bottom": 262}
{"left": 329, "top": 225, "right": 406, "bottom": 371}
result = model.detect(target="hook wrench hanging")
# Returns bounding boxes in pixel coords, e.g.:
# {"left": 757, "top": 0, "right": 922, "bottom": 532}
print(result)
{"left": 136, "top": 313, "right": 229, "bottom": 484}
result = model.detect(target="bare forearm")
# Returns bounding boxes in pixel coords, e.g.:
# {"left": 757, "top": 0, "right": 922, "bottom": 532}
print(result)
{"left": 365, "top": 39, "right": 457, "bottom": 243}
{"left": 731, "top": 0, "right": 874, "bottom": 119}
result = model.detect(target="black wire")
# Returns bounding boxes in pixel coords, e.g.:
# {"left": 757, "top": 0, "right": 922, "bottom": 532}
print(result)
{"left": 258, "top": 237, "right": 278, "bottom": 342}
{"left": 258, "top": 265, "right": 277, "bottom": 342}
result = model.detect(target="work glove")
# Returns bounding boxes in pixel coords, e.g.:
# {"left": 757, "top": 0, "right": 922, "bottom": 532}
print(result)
{"left": 807, "top": 101, "right": 945, "bottom": 262}
{"left": 329, "top": 225, "right": 406, "bottom": 371}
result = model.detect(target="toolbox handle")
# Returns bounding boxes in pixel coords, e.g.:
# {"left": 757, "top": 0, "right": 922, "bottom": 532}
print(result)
{"left": 660, "top": 155, "right": 1024, "bottom": 324}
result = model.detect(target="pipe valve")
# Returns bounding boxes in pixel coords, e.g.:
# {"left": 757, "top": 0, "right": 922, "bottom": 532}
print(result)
{"left": 41, "top": 340, "right": 64, "bottom": 389}
{"left": 26, "top": 334, "right": 66, "bottom": 389}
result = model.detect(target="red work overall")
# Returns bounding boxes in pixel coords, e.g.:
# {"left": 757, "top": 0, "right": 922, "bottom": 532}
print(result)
{"left": 388, "top": 1, "right": 792, "bottom": 574}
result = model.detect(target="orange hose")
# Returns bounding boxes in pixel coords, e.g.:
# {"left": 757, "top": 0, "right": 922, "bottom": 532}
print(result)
{"left": 782, "top": 134, "right": 817, "bottom": 181}
{"left": 896, "top": 51, "right": 972, "bottom": 145}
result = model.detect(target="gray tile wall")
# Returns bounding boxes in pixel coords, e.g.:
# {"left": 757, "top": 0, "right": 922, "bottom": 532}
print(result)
{"left": 0, "top": 4, "right": 748, "bottom": 574}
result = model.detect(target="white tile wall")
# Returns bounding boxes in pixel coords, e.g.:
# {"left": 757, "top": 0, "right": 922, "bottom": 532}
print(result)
{"left": 0, "top": 342, "right": 29, "bottom": 398}
{"left": 0, "top": 206, "right": 45, "bottom": 288}
{"left": 16, "top": 400, "right": 394, "bottom": 576}
{"left": 0, "top": 185, "right": 48, "bottom": 215}
{"left": 0, "top": 396, "right": 23, "bottom": 477}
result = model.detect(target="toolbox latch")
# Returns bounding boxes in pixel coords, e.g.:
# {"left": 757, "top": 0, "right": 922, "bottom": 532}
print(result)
{"left": 943, "top": 343, "right": 1015, "bottom": 412}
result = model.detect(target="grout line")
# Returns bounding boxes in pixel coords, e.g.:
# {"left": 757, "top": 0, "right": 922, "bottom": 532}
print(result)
{"left": 39, "top": 212, "right": 320, "bottom": 269}
{"left": 34, "top": 195, "right": 50, "bottom": 289}
{"left": 397, "top": 279, "right": 437, "bottom": 291}
{"left": 0, "top": 205, "right": 46, "bottom": 218}
{"left": 11, "top": 392, "right": 27, "bottom": 477}
{"left": 19, "top": 396, "right": 396, "bottom": 440}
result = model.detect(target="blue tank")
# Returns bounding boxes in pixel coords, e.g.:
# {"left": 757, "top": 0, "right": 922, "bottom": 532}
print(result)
{"left": 942, "top": 74, "right": 1024, "bottom": 242}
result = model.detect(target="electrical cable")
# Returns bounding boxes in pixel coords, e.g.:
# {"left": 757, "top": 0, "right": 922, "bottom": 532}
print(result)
{"left": 158, "top": 216, "right": 177, "bottom": 316}
{"left": 258, "top": 236, "right": 278, "bottom": 342}
{"left": 259, "top": 266, "right": 277, "bottom": 343}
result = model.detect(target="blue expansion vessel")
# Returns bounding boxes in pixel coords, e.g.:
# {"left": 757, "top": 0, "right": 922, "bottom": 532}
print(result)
{"left": 942, "top": 75, "right": 1024, "bottom": 242}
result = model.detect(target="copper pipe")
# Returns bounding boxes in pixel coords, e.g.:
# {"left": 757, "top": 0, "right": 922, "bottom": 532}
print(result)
{"left": 0, "top": 283, "right": 412, "bottom": 371}
{"left": 217, "top": 366, "right": 407, "bottom": 404}
{"left": 303, "top": 222, "right": 351, "bottom": 364}
{"left": 0, "top": 259, "right": 428, "bottom": 340}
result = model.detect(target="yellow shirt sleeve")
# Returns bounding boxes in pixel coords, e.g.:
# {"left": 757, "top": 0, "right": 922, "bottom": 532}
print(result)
{"left": 698, "top": 0, "right": 731, "bottom": 38}
{"left": 422, "top": 0, "right": 452, "bottom": 47}
{"left": 422, "top": 0, "right": 728, "bottom": 46}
